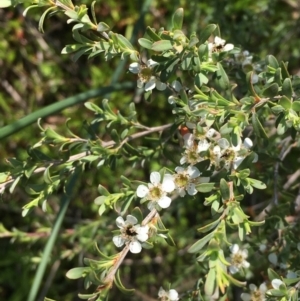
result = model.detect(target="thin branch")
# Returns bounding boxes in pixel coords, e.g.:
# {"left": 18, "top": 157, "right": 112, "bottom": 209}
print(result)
{"left": 0, "top": 124, "right": 172, "bottom": 191}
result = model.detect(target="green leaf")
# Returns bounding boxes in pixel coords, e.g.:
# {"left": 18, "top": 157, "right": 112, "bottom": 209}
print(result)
{"left": 271, "top": 105, "right": 285, "bottom": 114}
{"left": 196, "top": 182, "right": 215, "bottom": 193}
{"left": 9, "top": 176, "right": 21, "bottom": 194}
{"left": 220, "top": 179, "right": 230, "bottom": 200}
{"left": 280, "top": 61, "right": 290, "bottom": 79}
{"left": 267, "top": 55, "right": 279, "bottom": 69}
{"left": 197, "top": 218, "right": 220, "bottom": 233}
{"left": 199, "top": 24, "right": 217, "bottom": 44}
{"left": 138, "top": 38, "right": 153, "bottom": 49}
{"left": 172, "top": 8, "right": 184, "bottom": 30}
{"left": 38, "top": 7, "right": 56, "bottom": 33}
{"left": 225, "top": 273, "right": 246, "bottom": 287}
{"left": 131, "top": 207, "right": 143, "bottom": 224}
{"left": 77, "top": 294, "right": 99, "bottom": 300}
{"left": 98, "top": 184, "right": 110, "bottom": 196}
{"left": 151, "top": 40, "right": 174, "bottom": 52}
{"left": 268, "top": 268, "right": 281, "bottom": 281}
{"left": 43, "top": 166, "right": 52, "bottom": 184}
{"left": 247, "top": 178, "right": 266, "bottom": 189}
{"left": 214, "top": 63, "right": 229, "bottom": 90}
{"left": 188, "top": 232, "right": 215, "bottom": 253}
{"left": 114, "top": 270, "right": 135, "bottom": 294}
{"left": 116, "top": 34, "right": 135, "bottom": 50}
{"left": 0, "top": 0, "right": 15, "bottom": 7}
{"left": 66, "top": 267, "right": 87, "bottom": 279}
{"left": 246, "top": 71, "right": 260, "bottom": 99}
{"left": 292, "top": 101, "right": 300, "bottom": 111}
{"left": 278, "top": 96, "right": 292, "bottom": 110}
{"left": 97, "top": 22, "right": 110, "bottom": 32}
{"left": 0, "top": 172, "right": 10, "bottom": 184}
{"left": 251, "top": 112, "right": 268, "bottom": 139}
{"left": 145, "top": 27, "right": 160, "bottom": 41}
{"left": 282, "top": 78, "right": 293, "bottom": 99}
{"left": 204, "top": 268, "right": 216, "bottom": 296}
{"left": 262, "top": 83, "right": 279, "bottom": 97}
{"left": 195, "top": 73, "right": 208, "bottom": 88}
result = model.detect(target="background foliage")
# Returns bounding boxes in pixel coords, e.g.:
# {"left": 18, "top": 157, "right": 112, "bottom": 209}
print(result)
{"left": 1, "top": 0, "right": 300, "bottom": 300}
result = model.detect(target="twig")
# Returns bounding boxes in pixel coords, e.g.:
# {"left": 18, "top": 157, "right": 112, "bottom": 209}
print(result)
{"left": 0, "top": 123, "right": 173, "bottom": 191}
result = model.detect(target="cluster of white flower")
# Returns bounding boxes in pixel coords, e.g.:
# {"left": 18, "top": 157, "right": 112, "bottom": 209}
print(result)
{"left": 125, "top": 36, "right": 257, "bottom": 300}
{"left": 180, "top": 123, "right": 256, "bottom": 171}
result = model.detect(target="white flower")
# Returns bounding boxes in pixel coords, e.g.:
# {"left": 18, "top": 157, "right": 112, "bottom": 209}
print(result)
{"left": 129, "top": 59, "right": 166, "bottom": 91}
{"left": 208, "top": 36, "right": 234, "bottom": 56}
{"left": 173, "top": 166, "right": 200, "bottom": 197}
{"left": 180, "top": 133, "right": 210, "bottom": 165}
{"left": 212, "top": 137, "right": 255, "bottom": 170}
{"left": 271, "top": 279, "right": 284, "bottom": 289}
{"left": 158, "top": 287, "right": 179, "bottom": 301}
{"left": 136, "top": 172, "right": 175, "bottom": 210}
{"left": 229, "top": 244, "right": 250, "bottom": 274}
{"left": 241, "top": 283, "right": 267, "bottom": 301}
{"left": 113, "top": 215, "right": 149, "bottom": 254}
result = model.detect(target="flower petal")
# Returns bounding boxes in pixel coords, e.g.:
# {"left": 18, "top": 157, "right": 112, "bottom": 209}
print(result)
{"left": 126, "top": 215, "right": 138, "bottom": 225}
{"left": 198, "top": 139, "right": 210, "bottom": 152}
{"left": 240, "top": 293, "right": 251, "bottom": 301}
{"left": 218, "top": 138, "right": 230, "bottom": 149}
{"left": 244, "top": 137, "right": 253, "bottom": 149}
{"left": 137, "top": 185, "right": 149, "bottom": 198}
{"left": 171, "top": 80, "right": 182, "bottom": 92}
{"left": 129, "top": 241, "right": 142, "bottom": 253}
{"left": 136, "top": 226, "right": 149, "bottom": 242}
{"left": 156, "top": 81, "right": 167, "bottom": 91}
{"left": 230, "top": 244, "right": 239, "bottom": 254}
{"left": 168, "top": 289, "right": 179, "bottom": 301}
{"left": 137, "top": 79, "right": 144, "bottom": 88}
{"left": 129, "top": 62, "right": 140, "bottom": 74}
{"left": 113, "top": 235, "right": 125, "bottom": 247}
{"left": 187, "top": 183, "right": 197, "bottom": 196}
{"left": 147, "top": 59, "right": 159, "bottom": 67}
{"left": 116, "top": 216, "right": 125, "bottom": 228}
{"left": 162, "top": 175, "right": 175, "bottom": 193}
{"left": 214, "top": 36, "right": 225, "bottom": 46}
{"left": 187, "top": 166, "right": 201, "bottom": 178}
{"left": 158, "top": 196, "right": 172, "bottom": 208}
{"left": 223, "top": 43, "right": 234, "bottom": 52}
{"left": 144, "top": 78, "right": 156, "bottom": 91}
{"left": 271, "top": 279, "right": 284, "bottom": 289}
{"left": 150, "top": 171, "right": 161, "bottom": 185}
{"left": 268, "top": 253, "right": 278, "bottom": 265}
{"left": 175, "top": 166, "right": 185, "bottom": 173}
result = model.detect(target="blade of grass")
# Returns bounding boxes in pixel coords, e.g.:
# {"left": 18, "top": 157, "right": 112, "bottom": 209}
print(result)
{"left": 0, "top": 82, "right": 134, "bottom": 140}
{"left": 26, "top": 172, "right": 79, "bottom": 301}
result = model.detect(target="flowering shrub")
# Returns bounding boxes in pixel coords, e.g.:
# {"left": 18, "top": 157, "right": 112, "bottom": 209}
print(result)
{"left": 1, "top": 1, "right": 300, "bottom": 301}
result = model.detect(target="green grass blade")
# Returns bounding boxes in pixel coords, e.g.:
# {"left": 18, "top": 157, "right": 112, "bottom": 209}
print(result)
{"left": 27, "top": 173, "right": 79, "bottom": 301}
{"left": 0, "top": 82, "right": 134, "bottom": 140}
